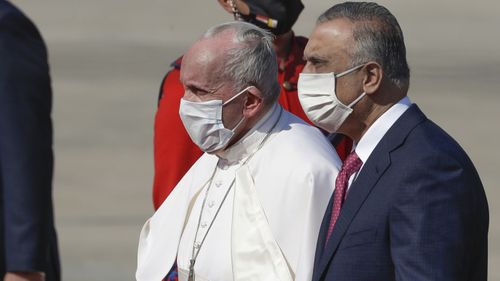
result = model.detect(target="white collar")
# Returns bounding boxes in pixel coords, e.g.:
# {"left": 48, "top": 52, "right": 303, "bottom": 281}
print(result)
{"left": 217, "top": 103, "right": 280, "bottom": 165}
{"left": 355, "top": 96, "right": 412, "bottom": 166}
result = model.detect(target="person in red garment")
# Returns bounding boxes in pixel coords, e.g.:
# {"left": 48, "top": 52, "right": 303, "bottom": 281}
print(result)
{"left": 153, "top": 0, "right": 352, "bottom": 210}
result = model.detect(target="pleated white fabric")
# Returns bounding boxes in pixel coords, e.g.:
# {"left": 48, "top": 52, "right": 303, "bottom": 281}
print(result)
{"left": 136, "top": 106, "right": 341, "bottom": 281}
{"left": 231, "top": 165, "right": 293, "bottom": 281}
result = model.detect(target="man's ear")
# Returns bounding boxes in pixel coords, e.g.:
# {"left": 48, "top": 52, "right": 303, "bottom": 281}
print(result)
{"left": 243, "top": 86, "right": 264, "bottom": 118}
{"left": 362, "top": 61, "right": 383, "bottom": 95}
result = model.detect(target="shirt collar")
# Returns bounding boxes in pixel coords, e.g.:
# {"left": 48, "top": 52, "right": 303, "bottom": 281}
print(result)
{"left": 217, "top": 103, "right": 280, "bottom": 166}
{"left": 355, "top": 96, "right": 412, "bottom": 165}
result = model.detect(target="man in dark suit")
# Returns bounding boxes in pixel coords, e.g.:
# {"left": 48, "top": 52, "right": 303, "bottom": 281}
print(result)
{"left": 0, "top": 1, "right": 60, "bottom": 280}
{"left": 297, "top": 2, "right": 489, "bottom": 280}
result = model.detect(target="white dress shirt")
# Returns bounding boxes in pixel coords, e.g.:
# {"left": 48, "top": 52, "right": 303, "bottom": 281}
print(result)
{"left": 348, "top": 96, "right": 412, "bottom": 188}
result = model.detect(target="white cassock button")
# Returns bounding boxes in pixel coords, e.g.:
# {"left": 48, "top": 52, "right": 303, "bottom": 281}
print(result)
{"left": 201, "top": 222, "right": 208, "bottom": 228}
{"left": 208, "top": 201, "right": 215, "bottom": 208}
{"left": 215, "top": 181, "right": 222, "bottom": 187}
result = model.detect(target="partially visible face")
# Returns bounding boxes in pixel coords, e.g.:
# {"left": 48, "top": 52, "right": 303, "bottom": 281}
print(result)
{"left": 217, "top": 0, "right": 250, "bottom": 17}
{"left": 303, "top": 18, "right": 364, "bottom": 100}
{"left": 180, "top": 30, "right": 247, "bottom": 129}
{"left": 303, "top": 18, "right": 367, "bottom": 133}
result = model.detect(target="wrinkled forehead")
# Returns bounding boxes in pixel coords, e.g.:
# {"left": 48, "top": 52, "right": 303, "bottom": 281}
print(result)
{"left": 180, "top": 31, "right": 239, "bottom": 88}
{"left": 185, "top": 29, "right": 239, "bottom": 67}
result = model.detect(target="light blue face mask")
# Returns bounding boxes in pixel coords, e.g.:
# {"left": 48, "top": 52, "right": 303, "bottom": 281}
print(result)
{"left": 179, "top": 86, "right": 252, "bottom": 153}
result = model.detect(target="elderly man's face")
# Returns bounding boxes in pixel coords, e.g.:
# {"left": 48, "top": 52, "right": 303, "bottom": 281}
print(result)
{"left": 303, "top": 18, "right": 366, "bottom": 132}
{"left": 180, "top": 31, "right": 247, "bottom": 130}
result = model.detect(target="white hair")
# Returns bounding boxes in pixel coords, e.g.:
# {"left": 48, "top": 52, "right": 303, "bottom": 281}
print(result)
{"left": 203, "top": 21, "right": 280, "bottom": 104}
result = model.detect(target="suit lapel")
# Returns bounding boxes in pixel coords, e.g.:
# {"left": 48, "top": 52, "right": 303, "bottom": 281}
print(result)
{"left": 312, "top": 188, "right": 335, "bottom": 281}
{"left": 313, "top": 104, "right": 427, "bottom": 280}
{"left": 314, "top": 147, "right": 391, "bottom": 280}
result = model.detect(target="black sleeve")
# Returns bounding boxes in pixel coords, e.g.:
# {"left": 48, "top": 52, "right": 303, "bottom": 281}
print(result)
{"left": 0, "top": 9, "right": 54, "bottom": 272}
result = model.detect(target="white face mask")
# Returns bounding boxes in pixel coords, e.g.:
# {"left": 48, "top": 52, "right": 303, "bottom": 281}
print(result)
{"left": 297, "top": 64, "right": 366, "bottom": 133}
{"left": 179, "top": 86, "right": 252, "bottom": 153}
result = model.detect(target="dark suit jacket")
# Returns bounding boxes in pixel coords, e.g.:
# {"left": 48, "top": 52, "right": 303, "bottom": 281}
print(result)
{"left": 0, "top": 1, "right": 60, "bottom": 280}
{"left": 313, "top": 104, "right": 488, "bottom": 281}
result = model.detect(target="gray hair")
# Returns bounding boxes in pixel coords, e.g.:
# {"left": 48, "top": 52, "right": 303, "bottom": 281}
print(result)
{"left": 318, "top": 2, "right": 410, "bottom": 89}
{"left": 203, "top": 21, "right": 280, "bottom": 104}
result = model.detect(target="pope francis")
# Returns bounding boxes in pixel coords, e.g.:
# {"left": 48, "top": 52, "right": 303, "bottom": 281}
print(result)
{"left": 136, "top": 21, "right": 341, "bottom": 281}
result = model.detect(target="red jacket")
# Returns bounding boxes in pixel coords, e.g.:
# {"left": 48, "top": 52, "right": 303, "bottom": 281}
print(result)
{"left": 152, "top": 35, "right": 351, "bottom": 210}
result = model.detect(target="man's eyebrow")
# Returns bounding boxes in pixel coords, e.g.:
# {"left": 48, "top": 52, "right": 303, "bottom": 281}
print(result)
{"left": 206, "top": 82, "right": 224, "bottom": 94}
{"left": 184, "top": 82, "right": 210, "bottom": 94}
{"left": 303, "top": 54, "right": 328, "bottom": 64}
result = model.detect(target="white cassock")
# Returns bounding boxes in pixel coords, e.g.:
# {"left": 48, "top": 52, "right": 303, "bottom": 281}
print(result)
{"left": 137, "top": 104, "right": 341, "bottom": 281}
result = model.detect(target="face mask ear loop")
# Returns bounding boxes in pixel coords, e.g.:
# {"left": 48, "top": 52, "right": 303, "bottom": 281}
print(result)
{"left": 223, "top": 86, "right": 253, "bottom": 131}
{"left": 347, "top": 92, "right": 367, "bottom": 108}
{"left": 230, "top": 114, "right": 246, "bottom": 132}
{"left": 223, "top": 86, "right": 255, "bottom": 106}
{"left": 335, "top": 64, "right": 365, "bottom": 78}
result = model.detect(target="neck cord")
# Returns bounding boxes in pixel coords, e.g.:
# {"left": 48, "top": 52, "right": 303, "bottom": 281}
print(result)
{"left": 188, "top": 106, "right": 283, "bottom": 279}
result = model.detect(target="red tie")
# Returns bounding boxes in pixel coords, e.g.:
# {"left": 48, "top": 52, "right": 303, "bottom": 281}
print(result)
{"left": 325, "top": 151, "right": 362, "bottom": 245}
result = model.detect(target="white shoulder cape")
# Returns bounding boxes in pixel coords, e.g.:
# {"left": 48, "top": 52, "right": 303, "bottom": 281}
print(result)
{"left": 137, "top": 110, "right": 341, "bottom": 281}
